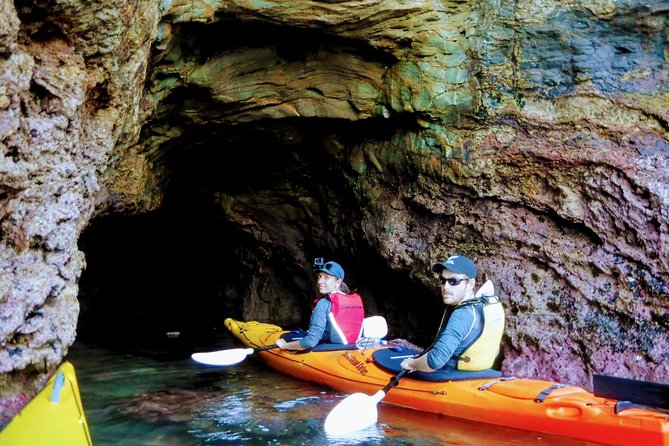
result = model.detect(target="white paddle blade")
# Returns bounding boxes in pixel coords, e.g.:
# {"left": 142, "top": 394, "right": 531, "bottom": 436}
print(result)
{"left": 324, "top": 390, "right": 385, "bottom": 435}
{"left": 191, "top": 348, "right": 254, "bottom": 366}
{"left": 362, "top": 316, "right": 388, "bottom": 339}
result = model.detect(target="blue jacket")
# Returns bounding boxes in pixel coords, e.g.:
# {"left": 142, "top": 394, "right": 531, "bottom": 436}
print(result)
{"left": 426, "top": 304, "right": 483, "bottom": 370}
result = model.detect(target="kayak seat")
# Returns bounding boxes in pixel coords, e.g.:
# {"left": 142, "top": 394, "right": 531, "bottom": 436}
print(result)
{"left": 373, "top": 348, "right": 503, "bottom": 382}
{"left": 280, "top": 331, "right": 357, "bottom": 351}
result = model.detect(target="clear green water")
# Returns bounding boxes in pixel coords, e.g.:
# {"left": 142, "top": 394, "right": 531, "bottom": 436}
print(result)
{"left": 65, "top": 337, "right": 601, "bottom": 446}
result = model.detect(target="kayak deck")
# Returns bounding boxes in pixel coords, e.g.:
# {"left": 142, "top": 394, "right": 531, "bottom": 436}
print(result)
{"left": 0, "top": 361, "right": 92, "bottom": 446}
{"left": 224, "top": 318, "right": 669, "bottom": 446}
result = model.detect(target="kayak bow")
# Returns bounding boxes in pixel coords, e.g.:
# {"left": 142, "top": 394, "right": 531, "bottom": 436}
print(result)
{"left": 0, "top": 361, "right": 92, "bottom": 446}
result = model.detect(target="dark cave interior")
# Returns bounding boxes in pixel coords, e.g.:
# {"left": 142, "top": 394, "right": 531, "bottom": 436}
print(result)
{"left": 76, "top": 119, "right": 443, "bottom": 350}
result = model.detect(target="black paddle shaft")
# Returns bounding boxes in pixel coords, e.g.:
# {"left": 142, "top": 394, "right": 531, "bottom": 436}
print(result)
{"left": 382, "top": 369, "right": 410, "bottom": 393}
{"left": 254, "top": 344, "right": 278, "bottom": 353}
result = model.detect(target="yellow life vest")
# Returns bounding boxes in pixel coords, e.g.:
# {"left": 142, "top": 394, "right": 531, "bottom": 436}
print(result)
{"left": 456, "top": 295, "right": 505, "bottom": 371}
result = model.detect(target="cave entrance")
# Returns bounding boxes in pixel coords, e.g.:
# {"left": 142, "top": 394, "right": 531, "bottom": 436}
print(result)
{"left": 75, "top": 120, "right": 348, "bottom": 348}
{"left": 76, "top": 118, "right": 438, "bottom": 350}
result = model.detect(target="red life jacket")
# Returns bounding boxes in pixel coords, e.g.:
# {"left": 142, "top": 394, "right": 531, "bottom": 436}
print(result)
{"left": 327, "top": 291, "right": 365, "bottom": 344}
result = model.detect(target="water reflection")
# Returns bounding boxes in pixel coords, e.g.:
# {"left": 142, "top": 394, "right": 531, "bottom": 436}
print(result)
{"left": 325, "top": 425, "right": 387, "bottom": 446}
{"left": 65, "top": 338, "right": 604, "bottom": 446}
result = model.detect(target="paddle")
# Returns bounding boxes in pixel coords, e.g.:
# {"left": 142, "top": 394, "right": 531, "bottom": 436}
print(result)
{"left": 324, "top": 369, "right": 410, "bottom": 435}
{"left": 191, "top": 344, "right": 278, "bottom": 366}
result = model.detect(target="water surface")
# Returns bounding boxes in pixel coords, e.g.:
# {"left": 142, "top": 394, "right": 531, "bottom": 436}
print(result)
{"left": 65, "top": 336, "right": 604, "bottom": 445}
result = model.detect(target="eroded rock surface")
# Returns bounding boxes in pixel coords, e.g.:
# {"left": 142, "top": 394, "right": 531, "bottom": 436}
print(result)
{"left": 1, "top": 0, "right": 667, "bottom": 424}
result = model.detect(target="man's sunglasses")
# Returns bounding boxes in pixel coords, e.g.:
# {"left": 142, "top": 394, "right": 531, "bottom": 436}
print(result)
{"left": 437, "top": 277, "right": 467, "bottom": 286}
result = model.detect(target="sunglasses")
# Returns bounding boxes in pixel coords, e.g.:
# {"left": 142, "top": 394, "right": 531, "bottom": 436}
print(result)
{"left": 437, "top": 277, "right": 467, "bottom": 286}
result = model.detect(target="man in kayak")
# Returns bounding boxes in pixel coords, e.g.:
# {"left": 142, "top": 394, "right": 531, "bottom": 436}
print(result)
{"left": 400, "top": 254, "right": 505, "bottom": 373}
{"left": 275, "top": 259, "right": 365, "bottom": 351}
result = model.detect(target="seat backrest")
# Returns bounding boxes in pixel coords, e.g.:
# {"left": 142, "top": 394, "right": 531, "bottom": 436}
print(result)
{"left": 361, "top": 315, "right": 388, "bottom": 339}
{"left": 475, "top": 280, "right": 495, "bottom": 297}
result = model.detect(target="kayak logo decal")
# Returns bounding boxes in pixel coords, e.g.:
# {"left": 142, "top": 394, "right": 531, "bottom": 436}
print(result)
{"left": 343, "top": 352, "right": 369, "bottom": 376}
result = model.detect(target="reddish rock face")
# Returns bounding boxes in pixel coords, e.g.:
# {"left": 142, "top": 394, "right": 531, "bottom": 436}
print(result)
{"left": 1, "top": 0, "right": 667, "bottom": 424}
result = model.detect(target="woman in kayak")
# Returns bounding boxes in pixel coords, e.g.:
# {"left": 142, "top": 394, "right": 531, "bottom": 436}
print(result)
{"left": 275, "top": 259, "right": 365, "bottom": 351}
{"left": 400, "top": 255, "right": 505, "bottom": 374}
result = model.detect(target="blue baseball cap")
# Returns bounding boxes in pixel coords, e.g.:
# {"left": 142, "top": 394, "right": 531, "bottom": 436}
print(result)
{"left": 318, "top": 260, "right": 345, "bottom": 280}
{"left": 432, "top": 255, "right": 477, "bottom": 279}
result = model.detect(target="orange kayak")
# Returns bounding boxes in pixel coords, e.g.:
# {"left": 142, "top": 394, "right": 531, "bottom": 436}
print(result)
{"left": 224, "top": 318, "right": 668, "bottom": 446}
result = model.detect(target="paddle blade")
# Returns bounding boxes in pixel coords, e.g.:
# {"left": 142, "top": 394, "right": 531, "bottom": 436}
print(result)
{"left": 191, "top": 348, "right": 254, "bottom": 366}
{"left": 324, "top": 390, "right": 386, "bottom": 435}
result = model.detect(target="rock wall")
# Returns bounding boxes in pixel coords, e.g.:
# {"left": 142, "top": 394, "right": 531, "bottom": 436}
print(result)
{"left": 0, "top": 0, "right": 667, "bottom": 425}
{"left": 0, "top": 0, "right": 159, "bottom": 424}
